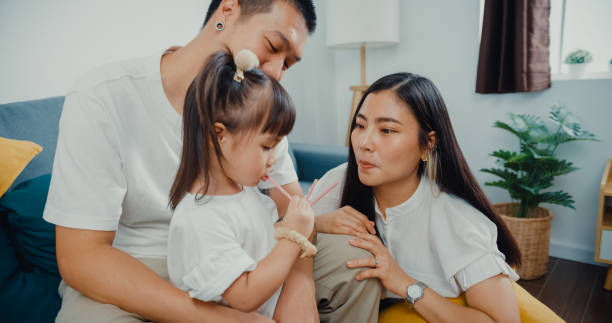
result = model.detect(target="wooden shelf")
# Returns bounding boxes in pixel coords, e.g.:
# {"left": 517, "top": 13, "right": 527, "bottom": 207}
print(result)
{"left": 603, "top": 206, "right": 612, "bottom": 230}
{"left": 603, "top": 159, "right": 612, "bottom": 196}
{"left": 605, "top": 180, "right": 612, "bottom": 197}
{"left": 596, "top": 160, "right": 612, "bottom": 271}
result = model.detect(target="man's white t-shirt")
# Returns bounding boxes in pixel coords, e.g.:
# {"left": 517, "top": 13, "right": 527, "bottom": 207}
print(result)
{"left": 167, "top": 187, "right": 281, "bottom": 318}
{"left": 43, "top": 51, "right": 298, "bottom": 258}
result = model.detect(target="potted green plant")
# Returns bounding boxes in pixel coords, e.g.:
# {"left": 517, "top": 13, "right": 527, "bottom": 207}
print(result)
{"left": 481, "top": 105, "right": 597, "bottom": 279}
{"left": 564, "top": 49, "right": 592, "bottom": 77}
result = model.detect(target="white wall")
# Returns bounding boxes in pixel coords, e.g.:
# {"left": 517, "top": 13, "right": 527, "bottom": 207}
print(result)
{"left": 0, "top": 0, "right": 337, "bottom": 145}
{"left": 2, "top": 0, "right": 611, "bottom": 265}
{"left": 0, "top": 0, "right": 211, "bottom": 103}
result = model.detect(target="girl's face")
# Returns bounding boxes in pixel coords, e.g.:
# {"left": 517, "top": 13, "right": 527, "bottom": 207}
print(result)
{"left": 351, "top": 90, "right": 430, "bottom": 189}
{"left": 219, "top": 128, "right": 281, "bottom": 187}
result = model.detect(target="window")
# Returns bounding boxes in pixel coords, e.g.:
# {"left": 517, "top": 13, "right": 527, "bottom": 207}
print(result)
{"left": 551, "top": 0, "right": 612, "bottom": 76}
{"left": 480, "top": 0, "right": 612, "bottom": 79}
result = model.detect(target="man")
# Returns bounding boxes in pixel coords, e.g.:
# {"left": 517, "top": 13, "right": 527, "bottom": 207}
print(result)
{"left": 44, "top": 0, "right": 381, "bottom": 322}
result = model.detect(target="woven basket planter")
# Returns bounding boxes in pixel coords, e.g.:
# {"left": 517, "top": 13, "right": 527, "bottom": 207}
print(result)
{"left": 493, "top": 203, "right": 553, "bottom": 280}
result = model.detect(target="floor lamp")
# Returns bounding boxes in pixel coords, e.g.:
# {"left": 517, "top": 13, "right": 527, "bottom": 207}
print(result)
{"left": 325, "top": 0, "right": 400, "bottom": 146}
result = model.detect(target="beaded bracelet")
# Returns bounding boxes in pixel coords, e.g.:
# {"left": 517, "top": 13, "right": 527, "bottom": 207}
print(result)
{"left": 274, "top": 227, "right": 317, "bottom": 258}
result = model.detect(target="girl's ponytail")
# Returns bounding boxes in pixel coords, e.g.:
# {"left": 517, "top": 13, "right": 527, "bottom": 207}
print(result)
{"left": 169, "top": 51, "right": 295, "bottom": 210}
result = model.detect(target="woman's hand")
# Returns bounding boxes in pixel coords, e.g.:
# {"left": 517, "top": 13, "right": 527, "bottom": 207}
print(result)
{"left": 315, "top": 206, "right": 376, "bottom": 235}
{"left": 346, "top": 232, "right": 414, "bottom": 297}
{"left": 281, "top": 196, "right": 315, "bottom": 238}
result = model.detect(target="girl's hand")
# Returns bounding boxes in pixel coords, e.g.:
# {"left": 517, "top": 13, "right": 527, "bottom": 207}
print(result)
{"left": 346, "top": 232, "right": 414, "bottom": 297}
{"left": 281, "top": 196, "right": 315, "bottom": 238}
{"left": 315, "top": 206, "right": 376, "bottom": 235}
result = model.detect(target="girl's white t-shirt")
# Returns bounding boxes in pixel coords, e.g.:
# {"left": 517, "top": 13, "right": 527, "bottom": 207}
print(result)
{"left": 167, "top": 186, "right": 281, "bottom": 318}
{"left": 311, "top": 163, "right": 519, "bottom": 298}
{"left": 42, "top": 51, "right": 297, "bottom": 258}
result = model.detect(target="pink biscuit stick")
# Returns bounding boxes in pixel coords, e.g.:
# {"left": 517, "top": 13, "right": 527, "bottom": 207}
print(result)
{"left": 305, "top": 178, "right": 318, "bottom": 200}
{"left": 266, "top": 176, "right": 292, "bottom": 200}
{"left": 309, "top": 182, "right": 338, "bottom": 206}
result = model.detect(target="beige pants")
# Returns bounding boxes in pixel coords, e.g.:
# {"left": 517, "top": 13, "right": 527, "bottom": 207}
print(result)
{"left": 55, "top": 235, "right": 383, "bottom": 323}
{"left": 55, "top": 257, "right": 168, "bottom": 323}
{"left": 314, "top": 233, "right": 383, "bottom": 323}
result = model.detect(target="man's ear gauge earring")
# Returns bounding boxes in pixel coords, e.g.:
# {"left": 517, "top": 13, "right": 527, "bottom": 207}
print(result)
{"left": 215, "top": 21, "right": 225, "bottom": 31}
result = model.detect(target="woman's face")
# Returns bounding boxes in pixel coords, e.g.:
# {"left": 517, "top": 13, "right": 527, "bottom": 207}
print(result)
{"left": 351, "top": 90, "right": 428, "bottom": 188}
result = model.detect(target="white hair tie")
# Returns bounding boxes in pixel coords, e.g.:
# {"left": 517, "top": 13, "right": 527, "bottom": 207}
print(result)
{"left": 274, "top": 226, "right": 317, "bottom": 258}
{"left": 233, "top": 49, "right": 259, "bottom": 83}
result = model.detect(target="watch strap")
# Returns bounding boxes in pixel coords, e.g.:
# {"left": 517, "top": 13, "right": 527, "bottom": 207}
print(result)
{"left": 406, "top": 281, "right": 428, "bottom": 309}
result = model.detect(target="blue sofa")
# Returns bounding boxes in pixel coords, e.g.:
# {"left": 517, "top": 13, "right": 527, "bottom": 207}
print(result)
{"left": 0, "top": 96, "right": 348, "bottom": 322}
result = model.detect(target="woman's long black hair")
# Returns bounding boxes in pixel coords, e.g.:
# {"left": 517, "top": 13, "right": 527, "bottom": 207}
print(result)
{"left": 340, "top": 73, "right": 521, "bottom": 267}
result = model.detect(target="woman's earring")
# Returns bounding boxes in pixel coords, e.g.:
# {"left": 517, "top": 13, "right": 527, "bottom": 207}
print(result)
{"left": 425, "top": 148, "right": 438, "bottom": 186}
{"left": 215, "top": 21, "right": 225, "bottom": 31}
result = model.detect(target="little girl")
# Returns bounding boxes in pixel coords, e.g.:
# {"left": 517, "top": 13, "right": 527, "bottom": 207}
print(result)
{"left": 167, "top": 50, "right": 316, "bottom": 318}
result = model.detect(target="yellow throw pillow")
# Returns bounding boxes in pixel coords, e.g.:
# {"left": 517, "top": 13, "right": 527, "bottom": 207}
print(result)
{"left": 379, "top": 282, "right": 564, "bottom": 323}
{"left": 0, "top": 137, "right": 42, "bottom": 197}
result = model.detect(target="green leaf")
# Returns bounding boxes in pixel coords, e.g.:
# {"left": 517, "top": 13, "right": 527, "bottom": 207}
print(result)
{"left": 540, "top": 191, "right": 576, "bottom": 209}
{"left": 480, "top": 104, "right": 597, "bottom": 212}
{"left": 490, "top": 150, "right": 516, "bottom": 161}
{"left": 481, "top": 168, "right": 518, "bottom": 182}
{"left": 493, "top": 121, "right": 522, "bottom": 139}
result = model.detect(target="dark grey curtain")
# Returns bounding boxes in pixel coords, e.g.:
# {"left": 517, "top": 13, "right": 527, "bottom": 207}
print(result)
{"left": 476, "top": 0, "right": 551, "bottom": 93}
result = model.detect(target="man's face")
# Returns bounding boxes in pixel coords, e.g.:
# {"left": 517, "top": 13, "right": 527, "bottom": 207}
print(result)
{"left": 221, "top": 1, "right": 309, "bottom": 81}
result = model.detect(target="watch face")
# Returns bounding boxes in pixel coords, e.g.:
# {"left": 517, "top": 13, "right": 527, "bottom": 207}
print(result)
{"left": 407, "top": 284, "right": 422, "bottom": 298}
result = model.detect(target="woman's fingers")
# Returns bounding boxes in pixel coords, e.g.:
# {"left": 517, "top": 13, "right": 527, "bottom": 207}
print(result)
{"left": 333, "top": 211, "right": 367, "bottom": 234}
{"left": 354, "top": 231, "right": 380, "bottom": 244}
{"left": 342, "top": 208, "right": 376, "bottom": 234}
{"left": 344, "top": 207, "right": 377, "bottom": 234}
{"left": 355, "top": 268, "right": 380, "bottom": 281}
{"left": 346, "top": 257, "right": 377, "bottom": 269}
{"left": 366, "top": 221, "right": 376, "bottom": 235}
{"left": 343, "top": 217, "right": 370, "bottom": 234}
{"left": 348, "top": 237, "right": 378, "bottom": 256}
{"left": 338, "top": 225, "right": 357, "bottom": 236}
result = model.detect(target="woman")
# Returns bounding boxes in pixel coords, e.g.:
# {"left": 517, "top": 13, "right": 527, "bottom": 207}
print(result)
{"left": 311, "top": 73, "right": 521, "bottom": 322}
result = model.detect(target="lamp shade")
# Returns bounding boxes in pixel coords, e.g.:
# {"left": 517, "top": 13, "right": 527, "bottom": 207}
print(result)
{"left": 325, "top": 0, "right": 400, "bottom": 49}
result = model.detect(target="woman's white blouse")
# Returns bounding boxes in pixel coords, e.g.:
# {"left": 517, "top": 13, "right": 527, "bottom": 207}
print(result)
{"left": 167, "top": 187, "right": 281, "bottom": 318}
{"left": 311, "top": 163, "right": 519, "bottom": 298}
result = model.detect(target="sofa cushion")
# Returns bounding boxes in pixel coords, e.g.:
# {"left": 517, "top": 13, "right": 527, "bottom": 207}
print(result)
{"left": 0, "top": 174, "right": 61, "bottom": 323}
{"left": 290, "top": 143, "right": 348, "bottom": 182}
{"left": 1, "top": 174, "right": 58, "bottom": 275}
{"left": 287, "top": 144, "right": 300, "bottom": 179}
{"left": 379, "top": 282, "right": 563, "bottom": 323}
{"left": 0, "top": 97, "right": 64, "bottom": 190}
{"left": 0, "top": 137, "right": 42, "bottom": 197}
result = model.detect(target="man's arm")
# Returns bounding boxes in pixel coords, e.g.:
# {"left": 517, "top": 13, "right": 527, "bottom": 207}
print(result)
{"left": 273, "top": 255, "right": 319, "bottom": 323}
{"left": 56, "top": 226, "right": 273, "bottom": 323}
{"left": 268, "top": 181, "right": 318, "bottom": 322}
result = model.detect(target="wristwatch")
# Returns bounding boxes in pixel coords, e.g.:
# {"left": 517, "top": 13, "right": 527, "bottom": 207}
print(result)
{"left": 405, "top": 281, "right": 428, "bottom": 308}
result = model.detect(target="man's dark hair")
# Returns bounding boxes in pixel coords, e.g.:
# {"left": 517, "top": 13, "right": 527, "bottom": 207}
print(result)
{"left": 203, "top": 0, "right": 316, "bottom": 33}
